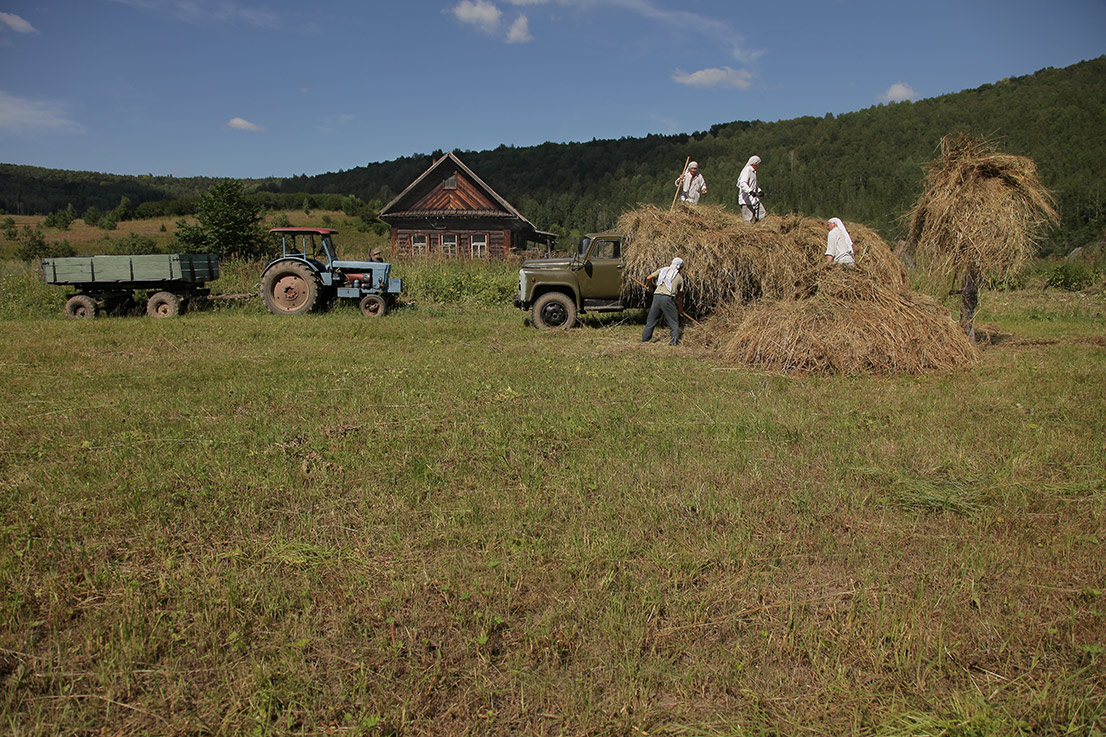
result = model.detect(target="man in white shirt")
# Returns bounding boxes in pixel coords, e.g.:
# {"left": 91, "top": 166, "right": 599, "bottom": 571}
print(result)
{"left": 675, "top": 161, "right": 707, "bottom": 204}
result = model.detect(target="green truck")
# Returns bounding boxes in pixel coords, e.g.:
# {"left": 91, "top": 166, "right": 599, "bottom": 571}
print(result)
{"left": 41, "top": 253, "right": 220, "bottom": 318}
{"left": 513, "top": 231, "right": 634, "bottom": 329}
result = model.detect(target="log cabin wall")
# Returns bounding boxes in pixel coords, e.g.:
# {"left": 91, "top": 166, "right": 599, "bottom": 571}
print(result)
{"left": 391, "top": 226, "right": 513, "bottom": 259}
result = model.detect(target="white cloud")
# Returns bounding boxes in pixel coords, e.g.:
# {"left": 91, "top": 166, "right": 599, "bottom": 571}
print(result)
{"left": 225, "top": 117, "right": 265, "bottom": 132}
{"left": 879, "top": 82, "right": 916, "bottom": 103}
{"left": 506, "top": 15, "right": 532, "bottom": 43}
{"left": 0, "top": 12, "right": 37, "bottom": 33}
{"left": 672, "top": 66, "right": 753, "bottom": 90}
{"left": 604, "top": 0, "right": 760, "bottom": 65}
{"left": 450, "top": 0, "right": 502, "bottom": 34}
{"left": 0, "top": 91, "right": 82, "bottom": 134}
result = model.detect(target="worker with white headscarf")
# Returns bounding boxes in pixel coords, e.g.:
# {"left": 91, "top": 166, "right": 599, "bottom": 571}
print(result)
{"left": 641, "top": 257, "right": 685, "bottom": 345}
{"left": 675, "top": 161, "right": 707, "bottom": 204}
{"left": 737, "top": 155, "right": 765, "bottom": 222}
{"left": 825, "top": 218, "right": 855, "bottom": 265}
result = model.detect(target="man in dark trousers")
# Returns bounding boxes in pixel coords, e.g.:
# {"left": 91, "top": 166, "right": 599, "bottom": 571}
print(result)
{"left": 641, "top": 257, "right": 685, "bottom": 346}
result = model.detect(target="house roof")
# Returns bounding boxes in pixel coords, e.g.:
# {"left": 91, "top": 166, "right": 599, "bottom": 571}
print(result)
{"left": 377, "top": 151, "right": 536, "bottom": 230}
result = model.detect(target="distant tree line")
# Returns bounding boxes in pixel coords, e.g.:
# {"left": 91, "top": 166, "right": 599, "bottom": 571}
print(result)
{"left": 2, "top": 57, "right": 1103, "bottom": 255}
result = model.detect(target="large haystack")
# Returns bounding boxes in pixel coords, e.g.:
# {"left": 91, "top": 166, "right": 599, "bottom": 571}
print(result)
{"left": 910, "top": 133, "right": 1058, "bottom": 284}
{"left": 617, "top": 204, "right": 904, "bottom": 315}
{"left": 707, "top": 268, "right": 979, "bottom": 375}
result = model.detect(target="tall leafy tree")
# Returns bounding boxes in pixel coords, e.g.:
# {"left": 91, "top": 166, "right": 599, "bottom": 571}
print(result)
{"left": 175, "top": 180, "right": 265, "bottom": 258}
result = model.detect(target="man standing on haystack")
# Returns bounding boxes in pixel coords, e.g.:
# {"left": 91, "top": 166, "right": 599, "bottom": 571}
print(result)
{"left": 825, "top": 218, "right": 856, "bottom": 265}
{"left": 641, "top": 257, "right": 685, "bottom": 346}
{"left": 675, "top": 161, "right": 707, "bottom": 204}
{"left": 738, "top": 155, "right": 765, "bottom": 222}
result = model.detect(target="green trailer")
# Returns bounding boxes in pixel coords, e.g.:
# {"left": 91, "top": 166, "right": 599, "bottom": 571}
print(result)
{"left": 41, "top": 254, "right": 220, "bottom": 318}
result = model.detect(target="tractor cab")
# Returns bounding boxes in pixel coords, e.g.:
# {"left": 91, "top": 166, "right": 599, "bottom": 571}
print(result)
{"left": 269, "top": 227, "right": 340, "bottom": 268}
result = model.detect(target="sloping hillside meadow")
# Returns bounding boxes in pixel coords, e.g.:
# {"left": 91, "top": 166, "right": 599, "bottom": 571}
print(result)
{"left": 0, "top": 251, "right": 1103, "bottom": 735}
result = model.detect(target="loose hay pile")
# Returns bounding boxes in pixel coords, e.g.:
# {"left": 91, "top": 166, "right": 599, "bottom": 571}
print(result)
{"left": 617, "top": 203, "right": 976, "bottom": 375}
{"left": 909, "top": 133, "right": 1058, "bottom": 284}
{"left": 617, "top": 205, "right": 904, "bottom": 313}
{"left": 710, "top": 268, "right": 979, "bottom": 375}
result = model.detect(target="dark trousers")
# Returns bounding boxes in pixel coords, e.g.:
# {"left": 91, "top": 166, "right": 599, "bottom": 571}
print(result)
{"left": 642, "top": 294, "right": 680, "bottom": 345}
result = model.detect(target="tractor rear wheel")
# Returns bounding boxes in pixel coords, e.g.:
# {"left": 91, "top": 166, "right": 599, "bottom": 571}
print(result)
{"left": 146, "top": 291, "right": 181, "bottom": 318}
{"left": 262, "top": 261, "right": 320, "bottom": 315}
{"left": 65, "top": 294, "right": 97, "bottom": 319}
{"left": 359, "top": 294, "right": 388, "bottom": 317}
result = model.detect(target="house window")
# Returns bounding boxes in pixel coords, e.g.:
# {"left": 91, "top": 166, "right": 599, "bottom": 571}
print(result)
{"left": 441, "top": 234, "right": 457, "bottom": 258}
{"left": 443, "top": 173, "right": 457, "bottom": 189}
{"left": 470, "top": 234, "right": 487, "bottom": 259}
{"left": 412, "top": 234, "right": 427, "bottom": 256}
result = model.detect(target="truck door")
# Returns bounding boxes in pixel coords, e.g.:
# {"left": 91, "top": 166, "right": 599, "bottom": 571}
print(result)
{"left": 578, "top": 237, "right": 624, "bottom": 300}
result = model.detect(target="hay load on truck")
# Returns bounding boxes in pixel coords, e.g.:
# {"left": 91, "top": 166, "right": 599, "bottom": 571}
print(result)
{"left": 513, "top": 231, "right": 633, "bottom": 329}
{"left": 261, "top": 228, "right": 403, "bottom": 317}
{"left": 41, "top": 253, "right": 220, "bottom": 318}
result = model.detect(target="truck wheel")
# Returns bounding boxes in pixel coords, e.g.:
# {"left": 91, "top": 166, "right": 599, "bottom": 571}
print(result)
{"left": 262, "top": 261, "right": 320, "bottom": 315}
{"left": 359, "top": 294, "right": 388, "bottom": 317}
{"left": 65, "top": 294, "right": 98, "bottom": 319}
{"left": 532, "top": 292, "right": 577, "bottom": 329}
{"left": 146, "top": 291, "right": 181, "bottom": 318}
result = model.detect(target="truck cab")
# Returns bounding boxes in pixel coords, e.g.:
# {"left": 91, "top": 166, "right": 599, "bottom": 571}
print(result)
{"left": 514, "top": 231, "right": 626, "bottom": 329}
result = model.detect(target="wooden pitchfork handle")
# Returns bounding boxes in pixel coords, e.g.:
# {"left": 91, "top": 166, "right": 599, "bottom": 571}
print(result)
{"left": 671, "top": 156, "right": 690, "bottom": 210}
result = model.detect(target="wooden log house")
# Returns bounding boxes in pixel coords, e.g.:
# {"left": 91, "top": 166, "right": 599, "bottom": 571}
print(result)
{"left": 377, "top": 151, "right": 555, "bottom": 260}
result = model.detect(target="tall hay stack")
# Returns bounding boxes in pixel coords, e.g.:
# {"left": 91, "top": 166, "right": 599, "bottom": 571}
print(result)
{"left": 909, "top": 134, "right": 1057, "bottom": 338}
{"left": 910, "top": 133, "right": 1057, "bottom": 283}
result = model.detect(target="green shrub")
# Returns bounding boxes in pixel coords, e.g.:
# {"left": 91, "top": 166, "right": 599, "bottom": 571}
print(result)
{"left": 106, "top": 233, "right": 165, "bottom": 255}
{"left": 14, "top": 230, "right": 75, "bottom": 261}
{"left": 1043, "top": 261, "right": 1095, "bottom": 291}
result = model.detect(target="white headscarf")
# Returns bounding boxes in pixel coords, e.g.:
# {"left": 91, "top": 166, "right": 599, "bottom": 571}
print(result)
{"left": 746, "top": 155, "right": 761, "bottom": 167}
{"left": 658, "top": 257, "right": 683, "bottom": 291}
{"left": 828, "top": 218, "right": 853, "bottom": 250}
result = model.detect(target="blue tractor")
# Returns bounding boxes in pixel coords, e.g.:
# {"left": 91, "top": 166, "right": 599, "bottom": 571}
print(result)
{"left": 261, "top": 228, "right": 402, "bottom": 317}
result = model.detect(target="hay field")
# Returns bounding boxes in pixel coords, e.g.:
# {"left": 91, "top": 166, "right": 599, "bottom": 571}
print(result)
{"left": 0, "top": 262, "right": 1103, "bottom": 735}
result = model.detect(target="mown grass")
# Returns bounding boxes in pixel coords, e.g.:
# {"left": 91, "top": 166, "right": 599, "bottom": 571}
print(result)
{"left": 0, "top": 261, "right": 1103, "bottom": 736}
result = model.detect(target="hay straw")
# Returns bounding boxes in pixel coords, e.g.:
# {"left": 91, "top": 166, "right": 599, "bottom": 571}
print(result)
{"left": 617, "top": 204, "right": 904, "bottom": 315}
{"left": 706, "top": 268, "right": 979, "bottom": 375}
{"left": 909, "top": 133, "right": 1058, "bottom": 283}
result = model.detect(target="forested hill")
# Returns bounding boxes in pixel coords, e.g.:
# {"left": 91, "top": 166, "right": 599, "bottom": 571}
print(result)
{"left": 3, "top": 56, "right": 1104, "bottom": 253}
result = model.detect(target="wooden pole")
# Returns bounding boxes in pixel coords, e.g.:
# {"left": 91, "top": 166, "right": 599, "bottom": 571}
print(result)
{"left": 671, "top": 157, "right": 690, "bottom": 210}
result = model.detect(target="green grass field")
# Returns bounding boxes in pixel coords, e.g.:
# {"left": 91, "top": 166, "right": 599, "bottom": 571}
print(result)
{"left": 0, "top": 257, "right": 1103, "bottom": 736}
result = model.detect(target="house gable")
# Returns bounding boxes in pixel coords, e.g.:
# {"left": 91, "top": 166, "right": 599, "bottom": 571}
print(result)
{"left": 407, "top": 168, "right": 504, "bottom": 215}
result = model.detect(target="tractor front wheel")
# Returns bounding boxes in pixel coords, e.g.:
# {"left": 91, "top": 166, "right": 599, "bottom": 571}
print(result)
{"left": 262, "top": 261, "right": 320, "bottom": 315}
{"left": 359, "top": 294, "right": 388, "bottom": 317}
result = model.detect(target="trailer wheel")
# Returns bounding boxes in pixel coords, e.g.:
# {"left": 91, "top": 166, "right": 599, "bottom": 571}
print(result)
{"left": 359, "top": 294, "right": 388, "bottom": 317}
{"left": 146, "top": 291, "right": 181, "bottom": 318}
{"left": 532, "top": 292, "right": 577, "bottom": 329}
{"left": 65, "top": 294, "right": 98, "bottom": 319}
{"left": 261, "top": 261, "right": 320, "bottom": 315}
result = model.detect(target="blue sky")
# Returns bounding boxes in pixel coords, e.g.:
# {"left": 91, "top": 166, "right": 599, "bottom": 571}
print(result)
{"left": 2, "top": 0, "right": 1104, "bottom": 179}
